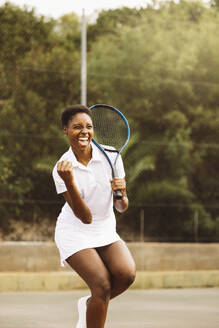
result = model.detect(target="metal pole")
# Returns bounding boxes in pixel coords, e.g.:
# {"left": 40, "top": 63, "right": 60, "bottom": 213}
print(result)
{"left": 81, "top": 8, "right": 87, "bottom": 106}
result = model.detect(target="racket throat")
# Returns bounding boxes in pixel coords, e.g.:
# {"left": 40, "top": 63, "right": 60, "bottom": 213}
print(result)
{"left": 113, "top": 166, "right": 119, "bottom": 178}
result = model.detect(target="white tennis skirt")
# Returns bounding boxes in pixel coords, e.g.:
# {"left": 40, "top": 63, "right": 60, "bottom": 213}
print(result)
{"left": 54, "top": 215, "right": 121, "bottom": 267}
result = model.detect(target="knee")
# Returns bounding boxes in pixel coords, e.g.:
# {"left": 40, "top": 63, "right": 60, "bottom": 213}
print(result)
{"left": 116, "top": 268, "right": 136, "bottom": 288}
{"left": 91, "top": 277, "right": 111, "bottom": 301}
{"left": 125, "top": 269, "right": 136, "bottom": 287}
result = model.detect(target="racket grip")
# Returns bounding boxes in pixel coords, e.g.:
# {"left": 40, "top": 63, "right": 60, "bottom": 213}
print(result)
{"left": 114, "top": 189, "right": 123, "bottom": 200}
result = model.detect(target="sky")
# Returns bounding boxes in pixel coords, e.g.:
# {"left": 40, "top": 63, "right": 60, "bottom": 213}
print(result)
{"left": 0, "top": 0, "right": 154, "bottom": 18}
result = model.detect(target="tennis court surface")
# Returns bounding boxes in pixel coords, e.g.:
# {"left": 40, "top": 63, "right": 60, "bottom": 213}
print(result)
{"left": 0, "top": 289, "right": 219, "bottom": 328}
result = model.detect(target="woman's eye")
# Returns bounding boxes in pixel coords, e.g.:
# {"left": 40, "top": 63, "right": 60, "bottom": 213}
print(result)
{"left": 72, "top": 125, "right": 92, "bottom": 129}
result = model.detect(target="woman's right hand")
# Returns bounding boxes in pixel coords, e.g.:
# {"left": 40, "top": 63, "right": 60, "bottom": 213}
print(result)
{"left": 57, "top": 160, "right": 92, "bottom": 224}
{"left": 57, "top": 161, "right": 74, "bottom": 184}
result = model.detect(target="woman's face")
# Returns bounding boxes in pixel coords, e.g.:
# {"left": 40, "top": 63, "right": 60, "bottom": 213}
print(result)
{"left": 64, "top": 112, "right": 94, "bottom": 151}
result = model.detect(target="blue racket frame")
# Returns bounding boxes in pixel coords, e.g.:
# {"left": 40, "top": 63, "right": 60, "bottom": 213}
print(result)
{"left": 89, "top": 104, "right": 130, "bottom": 199}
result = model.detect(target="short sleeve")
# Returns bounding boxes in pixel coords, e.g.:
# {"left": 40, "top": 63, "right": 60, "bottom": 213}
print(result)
{"left": 115, "top": 154, "right": 125, "bottom": 178}
{"left": 52, "top": 164, "right": 67, "bottom": 194}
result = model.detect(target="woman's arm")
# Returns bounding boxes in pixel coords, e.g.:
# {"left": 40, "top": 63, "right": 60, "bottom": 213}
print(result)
{"left": 110, "top": 177, "right": 129, "bottom": 213}
{"left": 57, "top": 160, "right": 92, "bottom": 224}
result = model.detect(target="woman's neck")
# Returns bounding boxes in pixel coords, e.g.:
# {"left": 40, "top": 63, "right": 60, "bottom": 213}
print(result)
{"left": 72, "top": 145, "right": 92, "bottom": 166}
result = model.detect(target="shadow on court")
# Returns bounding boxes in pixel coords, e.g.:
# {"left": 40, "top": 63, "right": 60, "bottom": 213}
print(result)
{"left": 0, "top": 289, "right": 219, "bottom": 328}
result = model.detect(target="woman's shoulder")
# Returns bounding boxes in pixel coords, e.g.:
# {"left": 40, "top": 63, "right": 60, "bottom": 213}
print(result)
{"left": 53, "top": 148, "right": 72, "bottom": 170}
{"left": 58, "top": 148, "right": 72, "bottom": 162}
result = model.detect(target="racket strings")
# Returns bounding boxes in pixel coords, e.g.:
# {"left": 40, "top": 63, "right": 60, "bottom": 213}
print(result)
{"left": 91, "top": 106, "right": 128, "bottom": 151}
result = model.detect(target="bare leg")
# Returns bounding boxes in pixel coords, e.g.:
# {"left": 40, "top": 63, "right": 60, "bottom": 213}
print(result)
{"left": 66, "top": 248, "right": 111, "bottom": 328}
{"left": 96, "top": 240, "right": 136, "bottom": 299}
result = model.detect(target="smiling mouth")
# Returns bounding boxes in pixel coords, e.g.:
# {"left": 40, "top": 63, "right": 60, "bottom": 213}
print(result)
{"left": 78, "top": 137, "right": 90, "bottom": 145}
{"left": 78, "top": 137, "right": 89, "bottom": 141}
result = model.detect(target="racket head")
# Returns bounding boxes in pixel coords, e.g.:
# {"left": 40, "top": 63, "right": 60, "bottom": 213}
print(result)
{"left": 90, "top": 104, "right": 130, "bottom": 200}
{"left": 89, "top": 104, "right": 130, "bottom": 154}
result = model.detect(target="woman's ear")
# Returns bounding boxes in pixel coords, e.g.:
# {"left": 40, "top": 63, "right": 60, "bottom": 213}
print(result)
{"left": 63, "top": 126, "right": 68, "bottom": 135}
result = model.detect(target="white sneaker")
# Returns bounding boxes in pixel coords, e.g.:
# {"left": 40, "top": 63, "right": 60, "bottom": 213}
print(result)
{"left": 75, "top": 295, "right": 90, "bottom": 328}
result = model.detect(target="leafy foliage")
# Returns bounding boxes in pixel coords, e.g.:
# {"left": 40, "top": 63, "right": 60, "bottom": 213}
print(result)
{"left": 0, "top": 1, "right": 219, "bottom": 241}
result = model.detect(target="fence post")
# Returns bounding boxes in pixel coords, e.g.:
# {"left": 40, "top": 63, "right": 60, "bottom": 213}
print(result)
{"left": 194, "top": 210, "right": 199, "bottom": 242}
{"left": 140, "top": 208, "right": 145, "bottom": 242}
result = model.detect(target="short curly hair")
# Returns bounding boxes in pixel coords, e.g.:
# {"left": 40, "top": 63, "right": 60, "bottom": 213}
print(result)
{"left": 61, "top": 105, "right": 92, "bottom": 127}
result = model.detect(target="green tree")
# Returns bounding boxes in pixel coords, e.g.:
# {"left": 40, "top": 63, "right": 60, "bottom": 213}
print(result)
{"left": 87, "top": 0, "right": 219, "bottom": 240}
{"left": 0, "top": 2, "right": 54, "bottom": 64}
{"left": 1, "top": 0, "right": 219, "bottom": 242}
{"left": 0, "top": 4, "right": 80, "bottom": 231}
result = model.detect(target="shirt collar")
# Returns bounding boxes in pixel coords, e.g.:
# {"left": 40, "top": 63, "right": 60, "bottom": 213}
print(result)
{"left": 68, "top": 142, "right": 102, "bottom": 167}
{"left": 68, "top": 147, "right": 79, "bottom": 167}
{"left": 90, "top": 141, "right": 102, "bottom": 162}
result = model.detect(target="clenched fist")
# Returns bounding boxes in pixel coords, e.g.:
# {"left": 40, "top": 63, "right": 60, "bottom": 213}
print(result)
{"left": 57, "top": 160, "right": 74, "bottom": 183}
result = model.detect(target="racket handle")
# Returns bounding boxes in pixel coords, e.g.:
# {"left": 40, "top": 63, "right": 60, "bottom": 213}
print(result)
{"left": 114, "top": 189, "right": 123, "bottom": 200}
{"left": 113, "top": 167, "right": 123, "bottom": 199}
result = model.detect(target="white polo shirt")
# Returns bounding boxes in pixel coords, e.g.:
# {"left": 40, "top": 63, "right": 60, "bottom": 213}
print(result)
{"left": 52, "top": 142, "right": 125, "bottom": 225}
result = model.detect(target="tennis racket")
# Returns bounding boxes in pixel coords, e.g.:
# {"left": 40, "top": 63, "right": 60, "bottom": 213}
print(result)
{"left": 89, "top": 104, "right": 130, "bottom": 200}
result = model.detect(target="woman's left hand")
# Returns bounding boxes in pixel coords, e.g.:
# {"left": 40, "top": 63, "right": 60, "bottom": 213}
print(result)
{"left": 110, "top": 177, "right": 127, "bottom": 197}
{"left": 110, "top": 177, "right": 128, "bottom": 212}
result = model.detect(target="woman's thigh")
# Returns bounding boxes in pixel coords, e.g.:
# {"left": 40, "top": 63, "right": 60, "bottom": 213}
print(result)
{"left": 96, "top": 240, "right": 136, "bottom": 278}
{"left": 66, "top": 248, "right": 111, "bottom": 293}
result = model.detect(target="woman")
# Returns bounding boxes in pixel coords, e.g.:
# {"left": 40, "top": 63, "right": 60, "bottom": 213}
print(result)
{"left": 52, "top": 104, "right": 136, "bottom": 328}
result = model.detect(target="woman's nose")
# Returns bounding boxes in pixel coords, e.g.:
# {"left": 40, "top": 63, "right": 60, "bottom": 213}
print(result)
{"left": 81, "top": 127, "right": 89, "bottom": 133}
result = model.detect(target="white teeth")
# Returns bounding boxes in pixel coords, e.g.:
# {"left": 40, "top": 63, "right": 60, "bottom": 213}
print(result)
{"left": 78, "top": 138, "right": 88, "bottom": 141}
